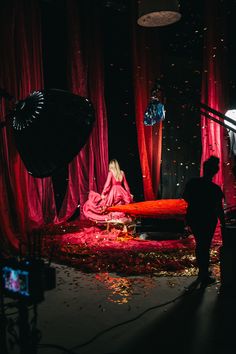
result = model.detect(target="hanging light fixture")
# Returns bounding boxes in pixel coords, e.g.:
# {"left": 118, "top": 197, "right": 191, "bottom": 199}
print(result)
{"left": 137, "top": 0, "right": 181, "bottom": 27}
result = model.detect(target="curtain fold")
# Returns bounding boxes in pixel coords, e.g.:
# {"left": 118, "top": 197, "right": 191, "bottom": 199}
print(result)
{"left": 60, "top": 0, "right": 108, "bottom": 220}
{"left": 0, "top": 0, "right": 57, "bottom": 251}
{"left": 132, "top": 12, "right": 162, "bottom": 201}
{"left": 201, "top": 0, "right": 236, "bottom": 207}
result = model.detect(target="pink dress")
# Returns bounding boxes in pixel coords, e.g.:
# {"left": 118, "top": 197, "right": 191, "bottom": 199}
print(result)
{"left": 83, "top": 171, "right": 133, "bottom": 222}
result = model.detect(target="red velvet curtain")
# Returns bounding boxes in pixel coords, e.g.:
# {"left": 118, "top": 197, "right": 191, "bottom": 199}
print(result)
{"left": 60, "top": 0, "right": 108, "bottom": 219}
{"left": 132, "top": 19, "right": 163, "bottom": 201}
{"left": 0, "top": 0, "right": 109, "bottom": 253}
{"left": 201, "top": 1, "right": 236, "bottom": 207}
{"left": 0, "top": 0, "right": 57, "bottom": 251}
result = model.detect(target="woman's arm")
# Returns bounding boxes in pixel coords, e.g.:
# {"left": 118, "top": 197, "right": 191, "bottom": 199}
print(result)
{"left": 101, "top": 171, "right": 112, "bottom": 197}
{"left": 122, "top": 171, "right": 131, "bottom": 194}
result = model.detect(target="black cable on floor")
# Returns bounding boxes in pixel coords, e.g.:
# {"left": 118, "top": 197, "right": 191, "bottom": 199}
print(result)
{"left": 37, "top": 281, "right": 219, "bottom": 354}
{"left": 70, "top": 281, "right": 214, "bottom": 352}
{"left": 36, "top": 291, "right": 190, "bottom": 354}
{"left": 38, "top": 343, "right": 79, "bottom": 354}
{"left": 37, "top": 291, "right": 185, "bottom": 354}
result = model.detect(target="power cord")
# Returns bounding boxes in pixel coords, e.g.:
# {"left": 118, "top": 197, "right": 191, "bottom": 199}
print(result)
{"left": 36, "top": 291, "right": 188, "bottom": 354}
{"left": 36, "top": 280, "right": 218, "bottom": 354}
{"left": 38, "top": 343, "right": 78, "bottom": 354}
{"left": 70, "top": 281, "right": 210, "bottom": 351}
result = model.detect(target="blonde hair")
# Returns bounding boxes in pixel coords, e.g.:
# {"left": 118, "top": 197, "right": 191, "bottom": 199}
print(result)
{"left": 109, "top": 159, "right": 122, "bottom": 181}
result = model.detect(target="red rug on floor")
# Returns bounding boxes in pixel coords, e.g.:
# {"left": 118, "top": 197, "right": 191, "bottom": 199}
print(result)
{"left": 38, "top": 219, "right": 222, "bottom": 276}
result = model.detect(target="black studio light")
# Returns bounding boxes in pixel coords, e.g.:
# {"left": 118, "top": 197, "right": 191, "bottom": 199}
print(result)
{"left": 11, "top": 89, "right": 95, "bottom": 178}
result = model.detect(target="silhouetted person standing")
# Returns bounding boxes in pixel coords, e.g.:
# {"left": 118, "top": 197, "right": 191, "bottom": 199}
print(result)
{"left": 183, "top": 156, "right": 225, "bottom": 286}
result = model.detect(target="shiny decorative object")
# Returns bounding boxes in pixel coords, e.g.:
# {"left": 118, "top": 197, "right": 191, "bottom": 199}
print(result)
{"left": 137, "top": 0, "right": 181, "bottom": 27}
{"left": 144, "top": 99, "right": 165, "bottom": 126}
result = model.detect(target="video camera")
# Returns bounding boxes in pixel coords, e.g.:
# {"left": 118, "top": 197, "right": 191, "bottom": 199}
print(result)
{"left": 0, "top": 257, "right": 56, "bottom": 304}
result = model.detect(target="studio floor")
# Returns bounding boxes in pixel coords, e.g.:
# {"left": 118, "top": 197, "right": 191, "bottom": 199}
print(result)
{"left": 3, "top": 262, "right": 236, "bottom": 354}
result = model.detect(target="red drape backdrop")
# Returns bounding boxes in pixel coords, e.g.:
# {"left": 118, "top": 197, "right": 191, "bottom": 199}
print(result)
{"left": 0, "top": 0, "right": 109, "bottom": 253}
{"left": 60, "top": 0, "right": 108, "bottom": 220}
{"left": 132, "top": 13, "right": 163, "bottom": 201}
{"left": 0, "top": 0, "right": 58, "bottom": 252}
{"left": 201, "top": 0, "right": 236, "bottom": 207}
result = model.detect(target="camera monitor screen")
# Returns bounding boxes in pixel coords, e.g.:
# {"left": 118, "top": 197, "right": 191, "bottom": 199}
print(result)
{"left": 2, "top": 266, "right": 30, "bottom": 297}
{"left": 1, "top": 258, "right": 55, "bottom": 302}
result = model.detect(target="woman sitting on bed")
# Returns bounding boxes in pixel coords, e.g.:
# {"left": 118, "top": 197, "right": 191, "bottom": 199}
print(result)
{"left": 83, "top": 159, "right": 133, "bottom": 222}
